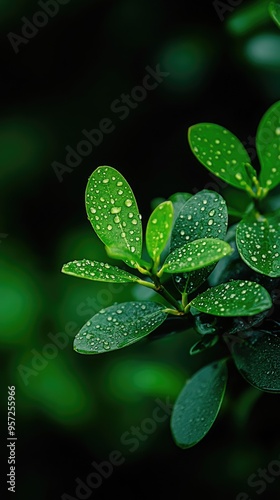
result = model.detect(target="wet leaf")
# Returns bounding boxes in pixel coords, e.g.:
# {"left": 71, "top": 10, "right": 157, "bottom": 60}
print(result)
{"left": 232, "top": 331, "right": 280, "bottom": 393}
{"left": 171, "top": 359, "right": 228, "bottom": 448}
{"left": 85, "top": 166, "right": 142, "bottom": 267}
{"left": 73, "top": 301, "right": 168, "bottom": 354}
{"left": 145, "top": 201, "right": 174, "bottom": 261}
{"left": 188, "top": 123, "right": 253, "bottom": 192}
{"left": 62, "top": 259, "right": 140, "bottom": 283}
{"left": 236, "top": 211, "right": 280, "bottom": 277}
{"left": 170, "top": 190, "right": 228, "bottom": 293}
{"left": 162, "top": 238, "right": 232, "bottom": 274}
{"left": 256, "top": 100, "right": 280, "bottom": 193}
{"left": 191, "top": 280, "right": 272, "bottom": 317}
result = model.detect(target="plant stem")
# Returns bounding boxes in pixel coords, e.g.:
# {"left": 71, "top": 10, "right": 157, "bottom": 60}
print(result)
{"left": 136, "top": 279, "right": 157, "bottom": 290}
{"left": 135, "top": 263, "right": 153, "bottom": 276}
{"left": 182, "top": 292, "right": 188, "bottom": 309}
{"left": 152, "top": 275, "right": 184, "bottom": 312}
{"left": 162, "top": 308, "right": 184, "bottom": 316}
{"left": 151, "top": 255, "right": 160, "bottom": 275}
{"left": 184, "top": 302, "right": 191, "bottom": 314}
{"left": 245, "top": 185, "right": 256, "bottom": 198}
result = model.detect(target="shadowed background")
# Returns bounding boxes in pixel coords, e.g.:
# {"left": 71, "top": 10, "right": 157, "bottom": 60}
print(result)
{"left": 1, "top": 0, "right": 280, "bottom": 498}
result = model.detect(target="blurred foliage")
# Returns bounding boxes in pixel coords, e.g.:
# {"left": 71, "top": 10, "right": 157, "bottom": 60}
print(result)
{"left": 1, "top": 0, "right": 280, "bottom": 498}
{"left": 0, "top": 116, "right": 51, "bottom": 181}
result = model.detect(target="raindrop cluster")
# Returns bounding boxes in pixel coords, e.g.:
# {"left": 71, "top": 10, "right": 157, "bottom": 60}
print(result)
{"left": 74, "top": 301, "right": 167, "bottom": 354}
{"left": 257, "top": 113, "right": 280, "bottom": 190}
{"left": 171, "top": 190, "right": 228, "bottom": 294}
{"left": 237, "top": 214, "right": 280, "bottom": 277}
{"left": 85, "top": 166, "right": 142, "bottom": 256}
{"left": 62, "top": 259, "right": 139, "bottom": 283}
{"left": 189, "top": 123, "right": 252, "bottom": 189}
{"left": 164, "top": 238, "right": 231, "bottom": 272}
{"left": 192, "top": 281, "right": 272, "bottom": 317}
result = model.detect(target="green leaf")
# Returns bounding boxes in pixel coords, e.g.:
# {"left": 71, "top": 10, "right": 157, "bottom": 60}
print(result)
{"left": 232, "top": 331, "right": 280, "bottom": 393}
{"left": 188, "top": 123, "right": 253, "bottom": 192}
{"left": 62, "top": 259, "right": 140, "bottom": 283}
{"left": 236, "top": 211, "right": 280, "bottom": 277}
{"left": 145, "top": 201, "right": 174, "bottom": 261}
{"left": 171, "top": 359, "right": 228, "bottom": 448}
{"left": 256, "top": 100, "right": 280, "bottom": 193}
{"left": 73, "top": 301, "right": 168, "bottom": 354}
{"left": 170, "top": 190, "right": 228, "bottom": 293}
{"left": 162, "top": 238, "right": 232, "bottom": 274}
{"left": 269, "top": 1, "right": 280, "bottom": 29}
{"left": 191, "top": 281, "right": 272, "bottom": 317}
{"left": 85, "top": 166, "right": 142, "bottom": 266}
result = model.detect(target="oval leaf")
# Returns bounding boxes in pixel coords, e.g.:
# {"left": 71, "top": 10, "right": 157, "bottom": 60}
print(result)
{"left": 188, "top": 123, "right": 253, "bottom": 191}
{"left": 236, "top": 211, "right": 280, "bottom": 277}
{"left": 171, "top": 359, "right": 228, "bottom": 448}
{"left": 191, "top": 280, "right": 272, "bottom": 317}
{"left": 145, "top": 201, "right": 174, "bottom": 261}
{"left": 170, "top": 190, "right": 228, "bottom": 293}
{"left": 85, "top": 166, "right": 142, "bottom": 265}
{"left": 256, "top": 100, "right": 280, "bottom": 193}
{"left": 73, "top": 301, "right": 168, "bottom": 354}
{"left": 62, "top": 259, "right": 140, "bottom": 283}
{"left": 232, "top": 330, "right": 280, "bottom": 393}
{"left": 162, "top": 238, "right": 232, "bottom": 274}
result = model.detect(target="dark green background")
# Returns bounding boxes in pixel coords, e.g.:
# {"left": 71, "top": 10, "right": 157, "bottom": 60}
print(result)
{"left": 1, "top": 0, "right": 280, "bottom": 498}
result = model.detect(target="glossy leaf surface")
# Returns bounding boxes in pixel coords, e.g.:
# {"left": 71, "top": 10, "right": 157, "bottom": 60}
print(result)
{"left": 188, "top": 123, "right": 253, "bottom": 191}
{"left": 62, "top": 259, "right": 139, "bottom": 283}
{"left": 191, "top": 281, "right": 272, "bottom": 317}
{"left": 171, "top": 360, "right": 228, "bottom": 448}
{"left": 146, "top": 201, "right": 174, "bottom": 261}
{"left": 232, "top": 331, "right": 280, "bottom": 393}
{"left": 170, "top": 190, "right": 228, "bottom": 293}
{"left": 74, "top": 301, "right": 167, "bottom": 354}
{"left": 236, "top": 211, "right": 280, "bottom": 277}
{"left": 85, "top": 166, "right": 142, "bottom": 266}
{"left": 162, "top": 238, "right": 232, "bottom": 274}
{"left": 256, "top": 100, "right": 280, "bottom": 193}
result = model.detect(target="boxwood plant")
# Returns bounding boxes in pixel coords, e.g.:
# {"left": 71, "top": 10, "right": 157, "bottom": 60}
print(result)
{"left": 62, "top": 100, "right": 280, "bottom": 448}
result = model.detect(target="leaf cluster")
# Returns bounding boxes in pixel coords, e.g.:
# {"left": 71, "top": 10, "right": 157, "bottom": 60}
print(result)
{"left": 62, "top": 101, "right": 280, "bottom": 448}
